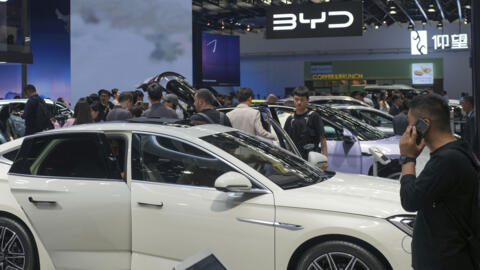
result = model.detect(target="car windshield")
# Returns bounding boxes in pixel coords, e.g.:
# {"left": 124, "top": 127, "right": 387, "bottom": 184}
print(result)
{"left": 202, "top": 131, "right": 332, "bottom": 190}
{"left": 314, "top": 106, "right": 387, "bottom": 141}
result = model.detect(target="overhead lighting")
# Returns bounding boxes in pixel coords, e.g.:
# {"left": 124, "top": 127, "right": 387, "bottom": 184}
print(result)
{"left": 221, "top": 25, "right": 225, "bottom": 30}
{"left": 206, "top": 21, "right": 211, "bottom": 27}
{"left": 465, "top": 5, "right": 471, "bottom": 9}
{"left": 375, "top": 24, "right": 380, "bottom": 30}
{"left": 427, "top": 4, "right": 436, "bottom": 13}
{"left": 0, "top": 0, "right": 8, "bottom": 2}
{"left": 383, "top": 20, "right": 387, "bottom": 25}
{"left": 389, "top": 9, "right": 397, "bottom": 15}
{"left": 463, "top": 18, "right": 468, "bottom": 24}
{"left": 437, "top": 22, "right": 443, "bottom": 29}
{"left": 246, "top": 25, "right": 251, "bottom": 32}
{"left": 422, "top": 21, "right": 427, "bottom": 25}
{"left": 408, "top": 23, "right": 414, "bottom": 30}
{"left": 388, "top": 0, "right": 397, "bottom": 15}
{"left": 362, "top": 24, "right": 367, "bottom": 31}
{"left": 0, "top": 62, "right": 6, "bottom": 64}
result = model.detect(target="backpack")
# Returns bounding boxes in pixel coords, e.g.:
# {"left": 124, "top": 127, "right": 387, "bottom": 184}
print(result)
{"left": 35, "top": 99, "right": 54, "bottom": 131}
{"left": 442, "top": 149, "right": 480, "bottom": 268}
{"left": 289, "top": 111, "right": 319, "bottom": 152}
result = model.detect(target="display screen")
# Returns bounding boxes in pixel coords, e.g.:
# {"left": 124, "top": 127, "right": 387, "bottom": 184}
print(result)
{"left": 412, "top": 63, "right": 434, "bottom": 85}
{"left": 201, "top": 32, "right": 240, "bottom": 86}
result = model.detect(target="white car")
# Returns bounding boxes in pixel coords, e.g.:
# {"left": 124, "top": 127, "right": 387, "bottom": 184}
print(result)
{"left": 0, "top": 122, "right": 414, "bottom": 270}
{"left": 280, "top": 96, "right": 370, "bottom": 107}
{"left": 331, "top": 105, "right": 395, "bottom": 137}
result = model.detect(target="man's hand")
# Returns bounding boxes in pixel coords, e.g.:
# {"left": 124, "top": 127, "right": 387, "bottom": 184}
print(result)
{"left": 400, "top": 126, "right": 426, "bottom": 158}
{"left": 321, "top": 162, "right": 329, "bottom": 171}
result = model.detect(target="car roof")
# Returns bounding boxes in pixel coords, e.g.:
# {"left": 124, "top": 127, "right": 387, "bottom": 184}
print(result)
{"left": 331, "top": 105, "right": 393, "bottom": 118}
{"left": 0, "top": 99, "right": 56, "bottom": 105}
{"left": 363, "top": 84, "right": 415, "bottom": 91}
{"left": 33, "top": 122, "right": 235, "bottom": 140}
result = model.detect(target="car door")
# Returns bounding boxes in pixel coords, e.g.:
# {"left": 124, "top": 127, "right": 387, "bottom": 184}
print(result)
{"left": 130, "top": 133, "right": 275, "bottom": 270}
{"left": 8, "top": 132, "right": 131, "bottom": 270}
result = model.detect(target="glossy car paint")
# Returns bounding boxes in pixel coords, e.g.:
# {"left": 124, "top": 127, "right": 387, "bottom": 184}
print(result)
{"left": 0, "top": 123, "right": 413, "bottom": 270}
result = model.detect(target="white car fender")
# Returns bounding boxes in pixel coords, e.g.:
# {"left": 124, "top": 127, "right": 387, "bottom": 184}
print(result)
{"left": 0, "top": 177, "right": 56, "bottom": 269}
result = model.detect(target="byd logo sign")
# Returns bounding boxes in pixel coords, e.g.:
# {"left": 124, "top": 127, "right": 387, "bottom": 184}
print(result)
{"left": 273, "top": 11, "right": 354, "bottom": 31}
{"left": 266, "top": 2, "right": 363, "bottom": 39}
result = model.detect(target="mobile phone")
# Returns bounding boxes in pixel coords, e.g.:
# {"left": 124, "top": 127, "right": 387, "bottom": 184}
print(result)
{"left": 413, "top": 119, "right": 430, "bottom": 145}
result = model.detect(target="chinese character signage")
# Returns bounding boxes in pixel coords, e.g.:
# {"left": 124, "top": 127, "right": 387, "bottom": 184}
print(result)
{"left": 412, "top": 63, "right": 434, "bottom": 85}
{"left": 411, "top": 31, "right": 469, "bottom": 55}
{"left": 266, "top": 2, "right": 363, "bottom": 39}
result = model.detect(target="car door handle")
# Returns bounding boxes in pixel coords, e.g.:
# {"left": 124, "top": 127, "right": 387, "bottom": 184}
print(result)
{"left": 28, "top": 197, "right": 57, "bottom": 205}
{"left": 137, "top": 202, "right": 164, "bottom": 208}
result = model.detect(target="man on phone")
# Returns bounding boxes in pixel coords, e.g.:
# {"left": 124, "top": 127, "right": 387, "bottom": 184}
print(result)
{"left": 399, "top": 94, "right": 478, "bottom": 269}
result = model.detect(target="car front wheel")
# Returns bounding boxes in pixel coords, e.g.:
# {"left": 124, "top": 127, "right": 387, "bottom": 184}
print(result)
{"left": 295, "top": 240, "right": 387, "bottom": 270}
{"left": 0, "top": 217, "right": 37, "bottom": 270}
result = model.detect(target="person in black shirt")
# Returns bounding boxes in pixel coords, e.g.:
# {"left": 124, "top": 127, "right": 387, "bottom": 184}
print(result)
{"left": 23, "top": 84, "right": 51, "bottom": 135}
{"left": 461, "top": 96, "right": 478, "bottom": 158}
{"left": 284, "top": 86, "right": 328, "bottom": 167}
{"left": 399, "top": 94, "right": 478, "bottom": 270}
{"left": 389, "top": 94, "right": 403, "bottom": 116}
{"left": 191, "top": 89, "right": 231, "bottom": 127}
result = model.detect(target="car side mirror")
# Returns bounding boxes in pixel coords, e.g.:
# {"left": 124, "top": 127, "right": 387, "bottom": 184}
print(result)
{"left": 214, "top": 172, "right": 253, "bottom": 193}
{"left": 308, "top": 152, "right": 328, "bottom": 168}
{"left": 343, "top": 130, "right": 356, "bottom": 144}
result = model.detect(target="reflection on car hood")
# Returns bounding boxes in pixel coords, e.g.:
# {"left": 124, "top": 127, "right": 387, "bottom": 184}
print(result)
{"left": 277, "top": 172, "right": 408, "bottom": 218}
{"left": 359, "top": 135, "right": 401, "bottom": 156}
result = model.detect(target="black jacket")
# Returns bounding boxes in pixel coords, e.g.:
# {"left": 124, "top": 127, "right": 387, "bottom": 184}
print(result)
{"left": 142, "top": 103, "right": 177, "bottom": 119}
{"left": 190, "top": 109, "right": 231, "bottom": 127}
{"left": 463, "top": 112, "right": 477, "bottom": 156}
{"left": 23, "top": 95, "right": 42, "bottom": 135}
{"left": 106, "top": 106, "right": 132, "bottom": 121}
{"left": 400, "top": 140, "right": 477, "bottom": 270}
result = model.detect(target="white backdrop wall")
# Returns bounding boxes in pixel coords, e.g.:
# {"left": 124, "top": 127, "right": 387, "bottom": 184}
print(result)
{"left": 239, "top": 23, "right": 472, "bottom": 98}
{"left": 71, "top": 0, "right": 192, "bottom": 104}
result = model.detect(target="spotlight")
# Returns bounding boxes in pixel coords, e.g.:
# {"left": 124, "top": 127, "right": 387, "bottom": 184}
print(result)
{"left": 383, "top": 20, "right": 387, "bottom": 25}
{"left": 362, "top": 25, "right": 367, "bottom": 31}
{"left": 246, "top": 25, "right": 251, "bottom": 32}
{"left": 427, "top": 4, "right": 436, "bottom": 13}
{"left": 465, "top": 5, "right": 471, "bottom": 9}
{"left": 221, "top": 25, "right": 225, "bottom": 30}
{"left": 388, "top": 1, "right": 397, "bottom": 15}
{"left": 206, "top": 21, "right": 211, "bottom": 27}
{"left": 375, "top": 24, "right": 380, "bottom": 29}
{"left": 389, "top": 9, "right": 397, "bottom": 15}
{"left": 437, "top": 22, "right": 443, "bottom": 29}
{"left": 0, "top": 0, "right": 8, "bottom": 2}
{"left": 463, "top": 18, "right": 468, "bottom": 24}
{"left": 422, "top": 21, "right": 427, "bottom": 25}
{"left": 408, "top": 23, "right": 414, "bottom": 30}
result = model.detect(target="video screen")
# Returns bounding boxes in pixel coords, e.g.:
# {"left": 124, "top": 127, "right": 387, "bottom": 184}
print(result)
{"left": 202, "top": 32, "right": 240, "bottom": 86}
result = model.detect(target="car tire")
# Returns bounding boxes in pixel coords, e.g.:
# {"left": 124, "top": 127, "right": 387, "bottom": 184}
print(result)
{"left": 295, "top": 240, "right": 387, "bottom": 270}
{"left": 0, "top": 217, "right": 37, "bottom": 270}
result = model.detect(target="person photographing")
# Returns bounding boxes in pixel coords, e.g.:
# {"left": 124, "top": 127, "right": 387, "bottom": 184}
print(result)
{"left": 399, "top": 94, "right": 479, "bottom": 270}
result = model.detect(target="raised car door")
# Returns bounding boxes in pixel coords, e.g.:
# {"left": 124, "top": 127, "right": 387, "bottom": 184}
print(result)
{"left": 130, "top": 133, "right": 274, "bottom": 270}
{"left": 8, "top": 132, "right": 131, "bottom": 270}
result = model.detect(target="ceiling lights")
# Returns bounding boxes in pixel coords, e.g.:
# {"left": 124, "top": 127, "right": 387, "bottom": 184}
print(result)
{"left": 387, "top": 0, "right": 397, "bottom": 15}
{"left": 427, "top": 3, "right": 436, "bottom": 13}
{"left": 437, "top": 22, "right": 443, "bottom": 29}
{"left": 408, "top": 23, "right": 414, "bottom": 30}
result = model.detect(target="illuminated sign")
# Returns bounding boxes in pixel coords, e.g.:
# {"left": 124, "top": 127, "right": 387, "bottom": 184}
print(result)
{"left": 266, "top": 2, "right": 362, "bottom": 39}
{"left": 313, "top": 73, "right": 364, "bottom": 80}
{"left": 412, "top": 63, "right": 434, "bottom": 85}
{"left": 411, "top": 31, "right": 469, "bottom": 55}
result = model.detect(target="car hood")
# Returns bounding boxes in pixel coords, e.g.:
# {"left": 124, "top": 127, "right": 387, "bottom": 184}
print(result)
{"left": 276, "top": 172, "right": 409, "bottom": 218}
{"left": 360, "top": 135, "right": 401, "bottom": 157}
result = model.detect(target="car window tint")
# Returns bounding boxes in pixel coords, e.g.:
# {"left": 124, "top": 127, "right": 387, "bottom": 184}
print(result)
{"left": 132, "top": 134, "right": 234, "bottom": 187}
{"left": 359, "top": 111, "right": 393, "bottom": 128}
{"left": 324, "top": 123, "right": 343, "bottom": 141}
{"left": 10, "top": 133, "right": 116, "bottom": 179}
{"left": 3, "top": 149, "right": 19, "bottom": 161}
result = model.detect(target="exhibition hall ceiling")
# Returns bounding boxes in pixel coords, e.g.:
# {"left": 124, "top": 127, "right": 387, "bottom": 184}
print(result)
{"left": 193, "top": 0, "right": 472, "bottom": 32}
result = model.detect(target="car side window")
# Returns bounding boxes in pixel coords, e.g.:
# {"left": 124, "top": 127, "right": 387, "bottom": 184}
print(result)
{"left": 360, "top": 111, "right": 393, "bottom": 128}
{"left": 3, "top": 148, "right": 19, "bottom": 161}
{"left": 324, "top": 123, "right": 343, "bottom": 141}
{"left": 10, "top": 133, "right": 120, "bottom": 179}
{"left": 132, "top": 133, "right": 235, "bottom": 187}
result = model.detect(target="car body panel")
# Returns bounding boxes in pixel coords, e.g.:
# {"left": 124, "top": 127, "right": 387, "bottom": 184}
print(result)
{"left": 0, "top": 123, "right": 414, "bottom": 270}
{"left": 280, "top": 96, "right": 369, "bottom": 107}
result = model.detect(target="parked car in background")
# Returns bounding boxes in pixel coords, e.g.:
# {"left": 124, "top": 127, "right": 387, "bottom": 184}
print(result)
{"left": 331, "top": 105, "right": 395, "bottom": 137}
{"left": 281, "top": 96, "right": 369, "bottom": 107}
{"left": 0, "top": 122, "right": 414, "bottom": 270}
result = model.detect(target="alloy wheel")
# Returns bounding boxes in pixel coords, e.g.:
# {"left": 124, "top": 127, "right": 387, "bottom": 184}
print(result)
{"left": 0, "top": 226, "right": 26, "bottom": 270}
{"left": 307, "top": 252, "right": 370, "bottom": 270}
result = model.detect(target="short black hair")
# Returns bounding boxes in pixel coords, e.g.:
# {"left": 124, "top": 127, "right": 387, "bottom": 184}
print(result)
{"left": 130, "top": 104, "right": 144, "bottom": 117}
{"left": 409, "top": 94, "right": 450, "bottom": 132}
{"left": 293, "top": 86, "right": 310, "bottom": 98}
{"left": 118, "top": 92, "right": 133, "bottom": 103}
{"left": 196, "top": 89, "right": 216, "bottom": 106}
{"left": 464, "top": 96, "right": 474, "bottom": 107}
{"left": 237, "top": 87, "right": 254, "bottom": 103}
{"left": 392, "top": 94, "right": 401, "bottom": 102}
{"left": 135, "top": 89, "right": 144, "bottom": 98}
{"left": 111, "top": 88, "right": 119, "bottom": 95}
{"left": 90, "top": 101, "right": 101, "bottom": 112}
{"left": 146, "top": 82, "right": 164, "bottom": 101}
{"left": 24, "top": 84, "right": 36, "bottom": 93}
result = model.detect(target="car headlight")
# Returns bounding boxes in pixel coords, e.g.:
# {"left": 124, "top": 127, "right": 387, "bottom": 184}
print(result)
{"left": 387, "top": 215, "right": 416, "bottom": 236}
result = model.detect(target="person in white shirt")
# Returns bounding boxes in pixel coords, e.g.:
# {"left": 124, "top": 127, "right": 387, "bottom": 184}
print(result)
{"left": 227, "top": 87, "right": 276, "bottom": 141}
